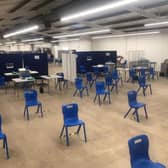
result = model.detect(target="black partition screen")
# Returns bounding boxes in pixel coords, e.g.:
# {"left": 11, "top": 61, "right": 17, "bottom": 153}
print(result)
{"left": 0, "top": 53, "right": 48, "bottom": 76}
{"left": 0, "top": 54, "right": 23, "bottom": 75}
{"left": 76, "top": 51, "right": 117, "bottom": 73}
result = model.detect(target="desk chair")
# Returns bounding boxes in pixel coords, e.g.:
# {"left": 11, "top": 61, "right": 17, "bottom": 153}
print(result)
{"left": 59, "top": 103, "right": 87, "bottom": 146}
{"left": 124, "top": 90, "right": 148, "bottom": 122}
{"left": 112, "top": 70, "right": 123, "bottom": 87}
{"left": 0, "top": 76, "right": 7, "bottom": 94}
{"left": 73, "top": 78, "right": 89, "bottom": 98}
{"left": 94, "top": 81, "right": 111, "bottom": 105}
{"left": 24, "top": 90, "right": 43, "bottom": 120}
{"left": 128, "top": 135, "right": 166, "bottom": 168}
{"left": 105, "top": 74, "right": 117, "bottom": 93}
{"left": 86, "top": 72, "right": 96, "bottom": 88}
{"left": 0, "top": 114, "right": 9, "bottom": 159}
{"left": 137, "top": 76, "right": 152, "bottom": 96}
{"left": 128, "top": 68, "right": 138, "bottom": 83}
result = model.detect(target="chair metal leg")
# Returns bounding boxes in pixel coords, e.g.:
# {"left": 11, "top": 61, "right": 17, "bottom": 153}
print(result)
{"left": 144, "top": 105, "right": 148, "bottom": 119}
{"left": 65, "top": 127, "right": 69, "bottom": 146}
{"left": 134, "top": 109, "right": 140, "bottom": 122}
{"left": 137, "top": 87, "right": 141, "bottom": 93}
{"left": 86, "top": 88, "right": 89, "bottom": 96}
{"left": 83, "top": 124, "right": 87, "bottom": 142}
{"left": 115, "top": 81, "right": 118, "bottom": 94}
{"left": 79, "top": 90, "right": 83, "bottom": 98}
{"left": 59, "top": 126, "right": 65, "bottom": 138}
{"left": 98, "top": 95, "right": 101, "bottom": 105}
{"left": 73, "top": 89, "right": 78, "bottom": 96}
{"left": 4, "top": 136, "right": 9, "bottom": 159}
{"left": 143, "top": 87, "right": 146, "bottom": 96}
{"left": 26, "top": 107, "right": 29, "bottom": 120}
{"left": 124, "top": 107, "right": 132, "bottom": 118}
{"left": 40, "top": 104, "right": 43, "bottom": 117}
{"left": 108, "top": 93, "right": 111, "bottom": 104}
{"left": 76, "top": 125, "right": 81, "bottom": 134}
{"left": 24, "top": 106, "right": 27, "bottom": 117}
{"left": 93, "top": 95, "right": 97, "bottom": 102}
{"left": 149, "top": 85, "right": 152, "bottom": 95}
{"left": 36, "top": 105, "right": 40, "bottom": 113}
{"left": 103, "top": 94, "right": 107, "bottom": 102}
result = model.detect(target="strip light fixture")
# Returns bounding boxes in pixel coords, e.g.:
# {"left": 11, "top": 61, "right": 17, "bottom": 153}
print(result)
{"left": 3, "top": 25, "right": 39, "bottom": 38}
{"left": 53, "top": 29, "right": 110, "bottom": 39}
{"left": 92, "top": 31, "right": 160, "bottom": 39}
{"left": 144, "top": 21, "right": 168, "bottom": 27}
{"left": 51, "top": 38, "right": 80, "bottom": 43}
{"left": 21, "top": 37, "right": 44, "bottom": 42}
{"left": 5, "top": 41, "right": 17, "bottom": 44}
{"left": 61, "top": 0, "right": 138, "bottom": 22}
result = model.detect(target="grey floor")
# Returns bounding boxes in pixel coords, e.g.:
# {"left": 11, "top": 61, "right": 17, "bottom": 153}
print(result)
{"left": 0, "top": 64, "right": 168, "bottom": 168}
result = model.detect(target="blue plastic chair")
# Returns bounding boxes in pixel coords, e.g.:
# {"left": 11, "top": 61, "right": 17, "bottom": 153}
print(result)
{"left": 128, "top": 68, "right": 138, "bottom": 83}
{"left": 93, "top": 66, "right": 100, "bottom": 79}
{"left": 59, "top": 103, "right": 87, "bottom": 146}
{"left": 86, "top": 72, "right": 96, "bottom": 88}
{"left": 104, "top": 66, "right": 109, "bottom": 74}
{"left": 105, "top": 74, "right": 117, "bottom": 93}
{"left": 56, "top": 72, "right": 68, "bottom": 90}
{"left": 24, "top": 90, "right": 43, "bottom": 120}
{"left": 0, "top": 114, "right": 9, "bottom": 159}
{"left": 73, "top": 78, "right": 89, "bottom": 98}
{"left": 94, "top": 81, "right": 111, "bottom": 105}
{"left": 0, "top": 76, "right": 7, "bottom": 94}
{"left": 124, "top": 90, "right": 148, "bottom": 122}
{"left": 128, "top": 134, "right": 166, "bottom": 168}
{"left": 137, "top": 76, "right": 152, "bottom": 96}
{"left": 112, "top": 70, "right": 123, "bottom": 88}
{"left": 149, "top": 67, "right": 156, "bottom": 80}
{"left": 79, "top": 65, "right": 87, "bottom": 75}
{"left": 140, "top": 68, "right": 146, "bottom": 77}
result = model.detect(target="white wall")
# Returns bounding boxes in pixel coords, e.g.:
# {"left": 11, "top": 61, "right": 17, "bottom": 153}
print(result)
{"left": 92, "top": 33, "right": 168, "bottom": 70}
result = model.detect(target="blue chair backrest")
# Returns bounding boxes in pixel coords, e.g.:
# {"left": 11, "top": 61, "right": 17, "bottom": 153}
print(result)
{"left": 0, "top": 114, "right": 2, "bottom": 132}
{"left": 62, "top": 103, "right": 79, "bottom": 122}
{"left": 75, "top": 78, "right": 83, "bottom": 90}
{"left": 104, "top": 66, "right": 109, "bottom": 73}
{"left": 138, "top": 76, "right": 146, "bottom": 85}
{"left": 0, "top": 76, "right": 5, "bottom": 86}
{"left": 140, "top": 68, "right": 146, "bottom": 76}
{"left": 128, "top": 135, "right": 150, "bottom": 167}
{"left": 112, "top": 70, "right": 119, "bottom": 80}
{"left": 105, "top": 74, "right": 113, "bottom": 86}
{"left": 95, "top": 81, "right": 105, "bottom": 93}
{"left": 24, "top": 90, "right": 38, "bottom": 103}
{"left": 129, "top": 68, "right": 136, "bottom": 77}
{"left": 56, "top": 72, "right": 64, "bottom": 80}
{"left": 128, "top": 90, "right": 137, "bottom": 106}
{"left": 93, "top": 67, "right": 99, "bottom": 74}
{"left": 86, "top": 72, "right": 93, "bottom": 82}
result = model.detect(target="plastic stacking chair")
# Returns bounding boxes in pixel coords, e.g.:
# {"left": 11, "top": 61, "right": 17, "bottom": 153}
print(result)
{"left": 93, "top": 66, "right": 100, "bottom": 79}
{"left": 149, "top": 67, "right": 156, "bottom": 80}
{"left": 56, "top": 72, "right": 68, "bottom": 90}
{"left": 0, "top": 114, "right": 9, "bottom": 159}
{"left": 105, "top": 74, "right": 117, "bottom": 93}
{"left": 24, "top": 90, "right": 43, "bottom": 120}
{"left": 73, "top": 78, "right": 89, "bottom": 98}
{"left": 94, "top": 81, "right": 111, "bottom": 105}
{"left": 59, "top": 103, "right": 87, "bottom": 146}
{"left": 128, "top": 68, "right": 138, "bottom": 83}
{"left": 128, "top": 134, "right": 166, "bottom": 168}
{"left": 140, "top": 68, "right": 146, "bottom": 77}
{"left": 0, "top": 76, "right": 7, "bottom": 94}
{"left": 137, "top": 76, "right": 152, "bottom": 96}
{"left": 112, "top": 69, "right": 123, "bottom": 87}
{"left": 79, "top": 65, "right": 87, "bottom": 75}
{"left": 124, "top": 90, "right": 148, "bottom": 122}
{"left": 104, "top": 66, "right": 109, "bottom": 74}
{"left": 86, "top": 72, "right": 96, "bottom": 88}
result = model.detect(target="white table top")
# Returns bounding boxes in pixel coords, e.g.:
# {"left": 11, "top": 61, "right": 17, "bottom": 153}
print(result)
{"left": 40, "top": 75, "right": 62, "bottom": 80}
{"left": 117, "top": 68, "right": 129, "bottom": 71}
{"left": 92, "top": 64, "right": 105, "bottom": 68}
{"left": 12, "top": 77, "right": 35, "bottom": 83}
{"left": 4, "top": 70, "right": 38, "bottom": 76}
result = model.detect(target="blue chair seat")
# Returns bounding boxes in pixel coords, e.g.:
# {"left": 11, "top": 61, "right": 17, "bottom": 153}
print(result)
{"left": 134, "top": 159, "right": 165, "bottom": 168}
{"left": 26, "top": 101, "right": 41, "bottom": 107}
{"left": 64, "top": 119, "right": 84, "bottom": 127}
{"left": 130, "top": 102, "right": 145, "bottom": 108}
{"left": 0, "top": 132, "right": 6, "bottom": 139}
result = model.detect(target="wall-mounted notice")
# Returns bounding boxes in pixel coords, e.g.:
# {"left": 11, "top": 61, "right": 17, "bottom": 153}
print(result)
{"left": 34, "top": 55, "right": 40, "bottom": 60}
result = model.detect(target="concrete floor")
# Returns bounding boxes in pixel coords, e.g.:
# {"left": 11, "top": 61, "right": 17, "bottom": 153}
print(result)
{"left": 0, "top": 64, "right": 168, "bottom": 168}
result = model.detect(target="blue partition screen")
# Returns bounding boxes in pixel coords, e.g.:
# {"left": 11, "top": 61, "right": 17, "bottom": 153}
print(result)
{"left": 76, "top": 51, "right": 117, "bottom": 73}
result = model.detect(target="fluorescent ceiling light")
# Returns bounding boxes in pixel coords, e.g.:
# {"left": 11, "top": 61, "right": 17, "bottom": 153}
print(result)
{"left": 22, "top": 37, "right": 44, "bottom": 42}
{"left": 3, "top": 25, "right": 39, "bottom": 38}
{"left": 61, "top": 0, "right": 138, "bottom": 22}
{"left": 53, "top": 29, "right": 110, "bottom": 39}
{"left": 92, "top": 31, "right": 160, "bottom": 39}
{"left": 5, "top": 41, "right": 17, "bottom": 44}
{"left": 144, "top": 21, "right": 168, "bottom": 27}
{"left": 51, "top": 38, "right": 80, "bottom": 43}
